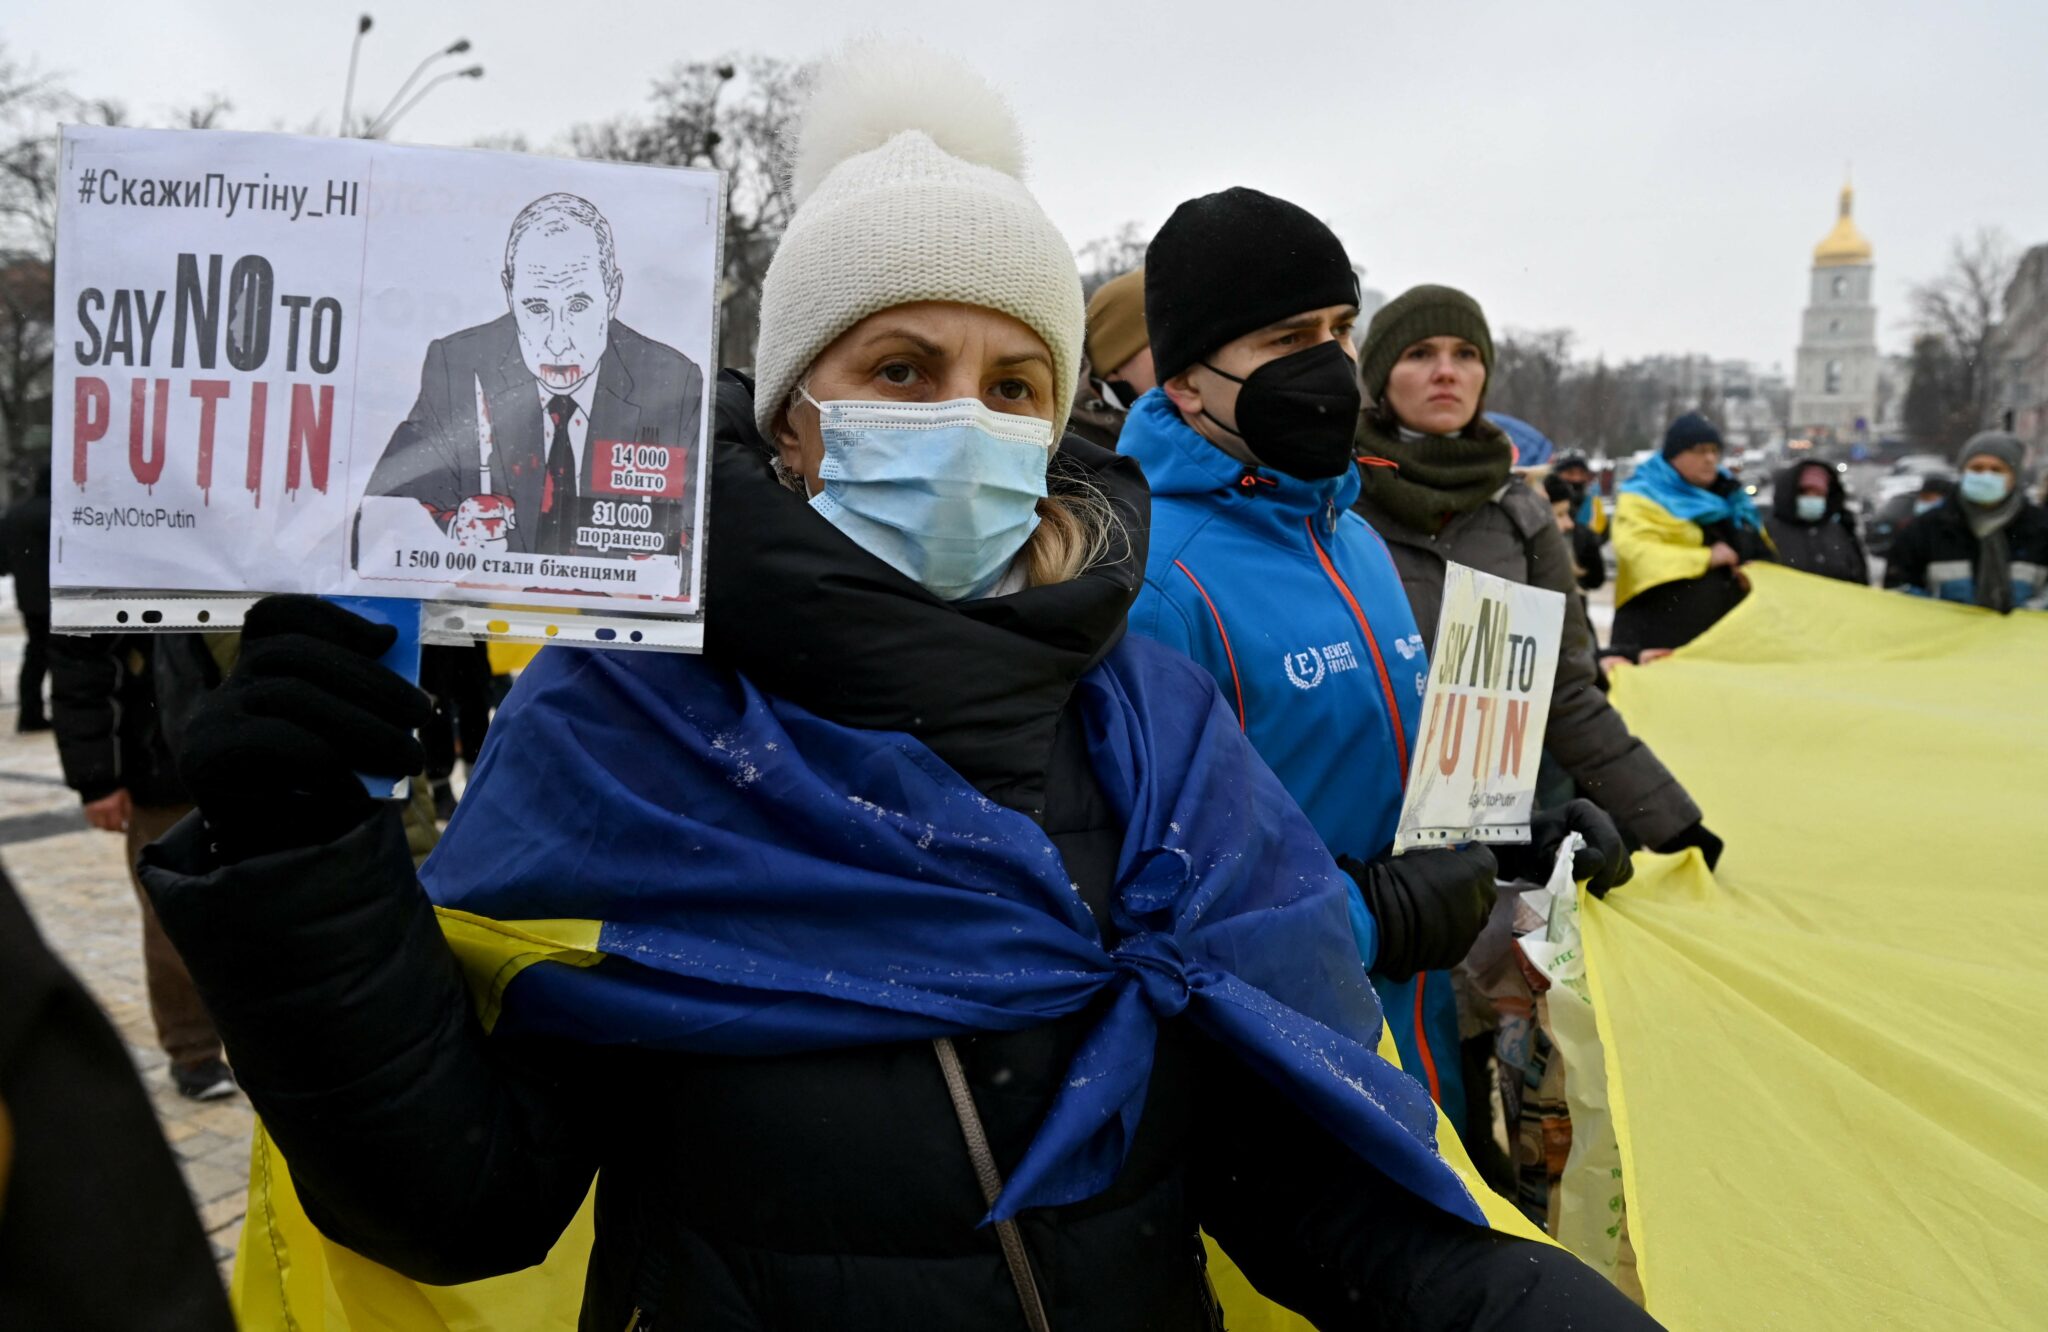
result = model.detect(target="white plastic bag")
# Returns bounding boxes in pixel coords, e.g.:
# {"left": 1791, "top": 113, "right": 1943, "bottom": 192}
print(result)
{"left": 1516, "top": 835, "right": 1627, "bottom": 1281}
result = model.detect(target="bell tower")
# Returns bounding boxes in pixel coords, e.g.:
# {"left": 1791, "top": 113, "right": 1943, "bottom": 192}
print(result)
{"left": 1792, "top": 181, "right": 1879, "bottom": 443}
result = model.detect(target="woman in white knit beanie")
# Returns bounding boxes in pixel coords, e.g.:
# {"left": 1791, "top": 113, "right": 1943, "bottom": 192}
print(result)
{"left": 142, "top": 40, "right": 1656, "bottom": 1332}
{"left": 753, "top": 38, "right": 1112, "bottom": 596}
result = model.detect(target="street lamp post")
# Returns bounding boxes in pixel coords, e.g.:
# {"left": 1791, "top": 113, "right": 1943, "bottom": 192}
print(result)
{"left": 369, "top": 65, "right": 485, "bottom": 139}
{"left": 339, "top": 14, "right": 373, "bottom": 135}
{"left": 364, "top": 37, "right": 473, "bottom": 138}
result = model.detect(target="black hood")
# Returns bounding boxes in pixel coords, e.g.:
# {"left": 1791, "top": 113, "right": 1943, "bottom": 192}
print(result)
{"left": 1772, "top": 462, "right": 1848, "bottom": 525}
{"left": 701, "top": 372, "right": 1150, "bottom": 820}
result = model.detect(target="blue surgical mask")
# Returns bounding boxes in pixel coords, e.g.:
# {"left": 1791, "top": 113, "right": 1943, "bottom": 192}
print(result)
{"left": 800, "top": 389, "right": 1051, "bottom": 601}
{"left": 1794, "top": 494, "right": 1828, "bottom": 522}
{"left": 1959, "top": 470, "right": 2011, "bottom": 506}
{"left": 1913, "top": 498, "right": 1941, "bottom": 516}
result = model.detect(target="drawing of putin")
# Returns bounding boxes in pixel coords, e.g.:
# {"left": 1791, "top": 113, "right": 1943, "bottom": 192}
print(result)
{"left": 363, "top": 193, "right": 703, "bottom": 556}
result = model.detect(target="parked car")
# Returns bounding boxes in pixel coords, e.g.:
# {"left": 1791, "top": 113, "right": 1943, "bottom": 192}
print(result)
{"left": 1865, "top": 473, "right": 1955, "bottom": 559}
{"left": 1890, "top": 453, "right": 1950, "bottom": 479}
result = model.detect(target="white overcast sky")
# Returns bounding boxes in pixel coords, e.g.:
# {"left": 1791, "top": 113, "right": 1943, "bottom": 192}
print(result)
{"left": 14, "top": 0, "right": 2047, "bottom": 368}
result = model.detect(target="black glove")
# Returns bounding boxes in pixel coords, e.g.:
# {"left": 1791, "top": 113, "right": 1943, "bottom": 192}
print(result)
{"left": 1495, "top": 798, "right": 1634, "bottom": 898}
{"left": 1655, "top": 822, "right": 1725, "bottom": 872}
{"left": 1337, "top": 845, "right": 1498, "bottom": 983}
{"left": 180, "top": 595, "right": 432, "bottom": 862}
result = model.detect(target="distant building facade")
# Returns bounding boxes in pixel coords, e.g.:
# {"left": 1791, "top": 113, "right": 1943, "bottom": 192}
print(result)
{"left": 1792, "top": 184, "right": 1879, "bottom": 444}
{"left": 1997, "top": 243, "right": 2048, "bottom": 459}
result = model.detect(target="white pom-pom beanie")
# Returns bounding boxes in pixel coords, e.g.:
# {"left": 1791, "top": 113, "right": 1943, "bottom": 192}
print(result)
{"left": 752, "top": 42, "right": 1085, "bottom": 442}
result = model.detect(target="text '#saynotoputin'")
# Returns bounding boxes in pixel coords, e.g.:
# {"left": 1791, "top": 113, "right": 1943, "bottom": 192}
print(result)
{"left": 72, "top": 168, "right": 361, "bottom": 223}
{"left": 69, "top": 252, "right": 348, "bottom": 506}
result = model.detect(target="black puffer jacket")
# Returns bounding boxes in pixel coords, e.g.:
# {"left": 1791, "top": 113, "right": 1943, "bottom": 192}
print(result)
{"left": 1883, "top": 495, "right": 2048, "bottom": 609}
{"left": 48, "top": 634, "right": 191, "bottom": 806}
{"left": 1764, "top": 465, "right": 1868, "bottom": 586}
{"left": 0, "top": 480, "right": 51, "bottom": 618}
{"left": 142, "top": 376, "right": 1654, "bottom": 1331}
{"left": 0, "top": 870, "right": 234, "bottom": 1331}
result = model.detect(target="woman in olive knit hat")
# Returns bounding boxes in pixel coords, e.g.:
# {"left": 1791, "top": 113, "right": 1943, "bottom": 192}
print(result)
{"left": 1352, "top": 285, "right": 1722, "bottom": 864}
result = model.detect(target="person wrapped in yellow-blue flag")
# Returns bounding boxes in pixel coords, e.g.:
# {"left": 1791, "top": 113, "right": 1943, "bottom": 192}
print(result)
{"left": 135, "top": 40, "right": 1651, "bottom": 1332}
{"left": 1611, "top": 412, "right": 1775, "bottom": 661}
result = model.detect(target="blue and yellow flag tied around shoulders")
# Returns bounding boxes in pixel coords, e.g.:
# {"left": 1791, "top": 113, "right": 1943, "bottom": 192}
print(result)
{"left": 1619, "top": 453, "right": 1762, "bottom": 531}
{"left": 421, "top": 633, "right": 1481, "bottom": 1227}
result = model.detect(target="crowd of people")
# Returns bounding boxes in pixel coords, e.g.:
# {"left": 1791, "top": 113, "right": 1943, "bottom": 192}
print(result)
{"left": 4, "top": 39, "right": 2044, "bottom": 1332}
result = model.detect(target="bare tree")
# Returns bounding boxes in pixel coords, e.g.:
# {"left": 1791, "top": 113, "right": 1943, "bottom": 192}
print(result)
{"left": 0, "top": 45, "right": 226, "bottom": 497}
{"left": 1076, "top": 222, "right": 1149, "bottom": 299}
{"left": 0, "top": 46, "right": 128, "bottom": 495}
{"left": 1487, "top": 328, "right": 1573, "bottom": 434}
{"left": 176, "top": 94, "right": 233, "bottom": 130}
{"left": 570, "top": 56, "right": 801, "bottom": 369}
{"left": 1902, "top": 333, "right": 1962, "bottom": 450}
{"left": 1909, "top": 228, "right": 2018, "bottom": 447}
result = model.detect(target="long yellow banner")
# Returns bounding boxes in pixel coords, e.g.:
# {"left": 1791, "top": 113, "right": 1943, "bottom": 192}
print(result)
{"left": 1589, "top": 565, "right": 2048, "bottom": 1329}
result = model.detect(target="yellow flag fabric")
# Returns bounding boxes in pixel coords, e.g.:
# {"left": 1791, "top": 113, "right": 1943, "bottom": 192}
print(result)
{"left": 486, "top": 641, "right": 542, "bottom": 676}
{"left": 1587, "top": 564, "right": 2048, "bottom": 1330}
{"left": 1611, "top": 491, "right": 1711, "bottom": 608}
{"left": 1204, "top": 1024, "right": 1549, "bottom": 1330}
{"left": 231, "top": 920, "right": 1543, "bottom": 1330}
{"left": 231, "top": 1120, "right": 596, "bottom": 1331}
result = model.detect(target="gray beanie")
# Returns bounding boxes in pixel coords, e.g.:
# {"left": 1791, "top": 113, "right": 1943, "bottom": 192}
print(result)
{"left": 1957, "top": 430, "right": 2024, "bottom": 473}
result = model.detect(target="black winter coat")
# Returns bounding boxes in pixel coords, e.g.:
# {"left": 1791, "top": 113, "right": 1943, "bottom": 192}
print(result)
{"left": 48, "top": 634, "right": 190, "bottom": 806}
{"left": 0, "top": 486, "right": 51, "bottom": 618}
{"left": 1882, "top": 496, "right": 2048, "bottom": 609}
{"left": 142, "top": 376, "right": 1655, "bottom": 1332}
{"left": 1763, "top": 465, "right": 1868, "bottom": 586}
{"left": 0, "top": 870, "right": 234, "bottom": 1331}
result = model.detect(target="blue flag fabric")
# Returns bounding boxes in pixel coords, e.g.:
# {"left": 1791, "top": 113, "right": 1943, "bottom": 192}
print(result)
{"left": 1621, "top": 453, "right": 1763, "bottom": 531}
{"left": 1485, "top": 412, "right": 1554, "bottom": 468}
{"left": 422, "top": 636, "right": 1481, "bottom": 1227}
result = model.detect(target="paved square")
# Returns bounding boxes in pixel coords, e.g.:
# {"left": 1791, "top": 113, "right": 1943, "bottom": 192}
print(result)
{"left": 0, "top": 614, "right": 251, "bottom": 1287}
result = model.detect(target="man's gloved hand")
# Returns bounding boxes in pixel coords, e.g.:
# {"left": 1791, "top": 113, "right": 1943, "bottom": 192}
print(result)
{"left": 1495, "top": 798, "right": 1634, "bottom": 898}
{"left": 1655, "top": 822, "right": 1725, "bottom": 872}
{"left": 180, "top": 595, "right": 432, "bottom": 862}
{"left": 1337, "top": 845, "right": 1498, "bottom": 983}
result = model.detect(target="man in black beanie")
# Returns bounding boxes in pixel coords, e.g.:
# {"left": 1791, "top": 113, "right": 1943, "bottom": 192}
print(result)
{"left": 1120, "top": 187, "right": 1623, "bottom": 1129}
{"left": 1611, "top": 411, "right": 1775, "bottom": 669}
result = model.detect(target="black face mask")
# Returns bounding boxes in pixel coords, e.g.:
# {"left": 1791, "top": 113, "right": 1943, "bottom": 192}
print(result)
{"left": 1100, "top": 378, "right": 1141, "bottom": 411}
{"left": 1200, "top": 341, "right": 1362, "bottom": 480}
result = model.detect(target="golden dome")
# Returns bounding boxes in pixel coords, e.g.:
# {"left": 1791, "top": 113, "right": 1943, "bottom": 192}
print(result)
{"left": 1814, "top": 183, "right": 1873, "bottom": 267}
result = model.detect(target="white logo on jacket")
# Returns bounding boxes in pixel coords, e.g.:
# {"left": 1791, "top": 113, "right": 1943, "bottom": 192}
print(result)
{"left": 1283, "top": 642, "right": 1361, "bottom": 689}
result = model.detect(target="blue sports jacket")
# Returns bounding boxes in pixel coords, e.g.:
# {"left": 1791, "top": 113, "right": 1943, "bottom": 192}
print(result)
{"left": 1120, "top": 392, "right": 1425, "bottom": 874}
{"left": 1118, "top": 392, "right": 1464, "bottom": 1113}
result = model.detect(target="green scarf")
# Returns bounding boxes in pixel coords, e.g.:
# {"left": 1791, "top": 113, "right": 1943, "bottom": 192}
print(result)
{"left": 1355, "top": 419, "right": 1515, "bottom": 533}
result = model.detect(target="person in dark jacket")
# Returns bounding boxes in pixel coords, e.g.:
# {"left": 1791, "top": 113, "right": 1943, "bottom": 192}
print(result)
{"left": 1068, "top": 267, "right": 1152, "bottom": 449}
{"left": 1351, "top": 287, "right": 1718, "bottom": 867}
{"left": 0, "top": 467, "right": 52, "bottom": 731}
{"left": 1544, "top": 471, "right": 1607, "bottom": 591}
{"left": 0, "top": 869, "right": 234, "bottom": 1330}
{"left": 1766, "top": 461, "right": 1869, "bottom": 585}
{"left": 1885, "top": 431, "right": 2048, "bottom": 611}
{"left": 1121, "top": 204, "right": 1628, "bottom": 1140}
{"left": 1552, "top": 452, "right": 1609, "bottom": 543}
{"left": 1611, "top": 412, "right": 1774, "bottom": 656}
{"left": 136, "top": 48, "right": 1655, "bottom": 1332}
{"left": 46, "top": 631, "right": 231, "bottom": 1101}
{"left": 419, "top": 641, "right": 495, "bottom": 818}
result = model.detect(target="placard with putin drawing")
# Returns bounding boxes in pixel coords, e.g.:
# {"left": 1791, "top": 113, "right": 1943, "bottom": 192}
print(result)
{"left": 51, "top": 125, "right": 720, "bottom": 649}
